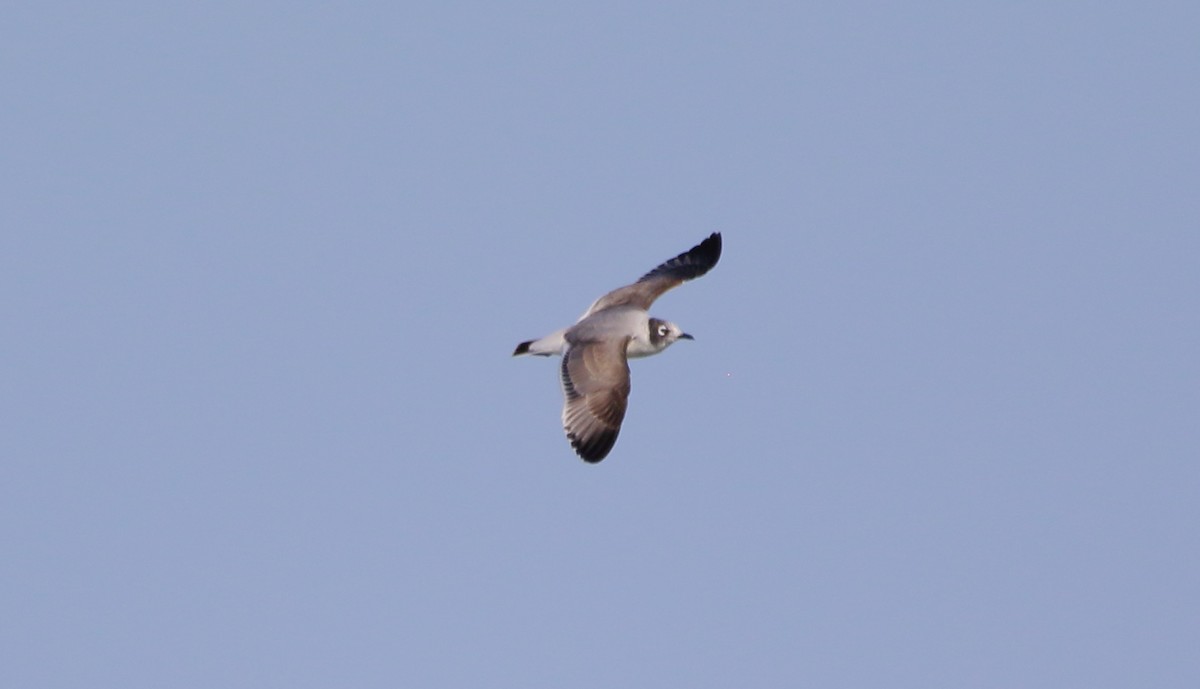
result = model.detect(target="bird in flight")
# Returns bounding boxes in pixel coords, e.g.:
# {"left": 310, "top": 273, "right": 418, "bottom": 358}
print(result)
{"left": 513, "top": 233, "right": 722, "bottom": 463}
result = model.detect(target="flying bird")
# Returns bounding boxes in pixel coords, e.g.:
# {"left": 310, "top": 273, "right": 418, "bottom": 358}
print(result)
{"left": 513, "top": 233, "right": 722, "bottom": 463}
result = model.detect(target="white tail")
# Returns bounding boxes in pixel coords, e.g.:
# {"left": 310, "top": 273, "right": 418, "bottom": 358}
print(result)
{"left": 512, "top": 329, "right": 567, "bottom": 357}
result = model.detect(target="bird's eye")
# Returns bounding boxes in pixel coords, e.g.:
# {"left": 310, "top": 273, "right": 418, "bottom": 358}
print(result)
{"left": 659, "top": 326, "right": 669, "bottom": 336}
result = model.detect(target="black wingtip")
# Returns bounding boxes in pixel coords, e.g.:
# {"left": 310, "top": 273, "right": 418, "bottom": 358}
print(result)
{"left": 568, "top": 429, "right": 619, "bottom": 463}
{"left": 513, "top": 340, "right": 532, "bottom": 356}
{"left": 671, "top": 231, "right": 722, "bottom": 279}
{"left": 638, "top": 232, "right": 723, "bottom": 284}
{"left": 696, "top": 232, "right": 722, "bottom": 267}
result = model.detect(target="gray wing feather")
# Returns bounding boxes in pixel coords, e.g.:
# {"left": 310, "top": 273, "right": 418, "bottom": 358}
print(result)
{"left": 581, "top": 232, "right": 722, "bottom": 318}
{"left": 560, "top": 337, "right": 632, "bottom": 462}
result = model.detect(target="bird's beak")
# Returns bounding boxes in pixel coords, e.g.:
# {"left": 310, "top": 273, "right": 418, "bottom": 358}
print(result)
{"left": 679, "top": 333, "right": 694, "bottom": 341}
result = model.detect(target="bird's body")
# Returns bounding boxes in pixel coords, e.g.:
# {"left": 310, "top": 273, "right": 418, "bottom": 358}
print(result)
{"left": 513, "top": 233, "right": 722, "bottom": 463}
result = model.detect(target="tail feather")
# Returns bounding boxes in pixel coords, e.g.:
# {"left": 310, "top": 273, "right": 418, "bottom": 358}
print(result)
{"left": 512, "top": 329, "right": 566, "bottom": 357}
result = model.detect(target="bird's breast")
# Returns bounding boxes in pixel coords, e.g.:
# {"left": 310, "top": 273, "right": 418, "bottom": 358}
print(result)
{"left": 625, "top": 336, "right": 662, "bottom": 359}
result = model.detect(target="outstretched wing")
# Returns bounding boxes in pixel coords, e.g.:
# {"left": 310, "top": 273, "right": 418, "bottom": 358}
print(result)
{"left": 580, "top": 232, "right": 722, "bottom": 318}
{"left": 560, "top": 336, "right": 632, "bottom": 463}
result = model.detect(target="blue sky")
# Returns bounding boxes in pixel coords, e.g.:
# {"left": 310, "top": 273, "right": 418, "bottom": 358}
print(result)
{"left": 3, "top": 2, "right": 1198, "bottom": 687}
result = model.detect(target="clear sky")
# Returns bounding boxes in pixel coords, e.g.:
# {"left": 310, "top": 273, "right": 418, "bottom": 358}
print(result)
{"left": 3, "top": 2, "right": 1198, "bottom": 687}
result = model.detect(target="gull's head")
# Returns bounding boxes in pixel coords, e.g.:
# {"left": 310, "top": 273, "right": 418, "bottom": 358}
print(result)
{"left": 648, "top": 317, "right": 693, "bottom": 352}
{"left": 626, "top": 318, "right": 694, "bottom": 358}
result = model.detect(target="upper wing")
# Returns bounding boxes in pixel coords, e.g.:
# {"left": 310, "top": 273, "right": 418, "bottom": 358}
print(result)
{"left": 560, "top": 336, "right": 632, "bottom": 463}
{"left": 580, "top": 232, "right": 722, "bottom": 319}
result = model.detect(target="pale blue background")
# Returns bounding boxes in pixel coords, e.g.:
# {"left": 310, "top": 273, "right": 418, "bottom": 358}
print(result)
{"left": 3, "top": 2, "right": 1198, "bottom": 687}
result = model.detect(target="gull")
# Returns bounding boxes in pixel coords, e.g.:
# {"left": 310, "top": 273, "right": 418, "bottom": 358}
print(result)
{"left": 513, "top": 233, "right": 722, "bottom": 463}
